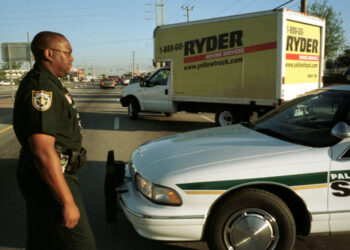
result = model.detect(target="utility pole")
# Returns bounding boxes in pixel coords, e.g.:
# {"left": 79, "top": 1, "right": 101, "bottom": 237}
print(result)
{"left": 132, "top": 51, "right": 135, "bottom": 77}
{"left": 155, "top": 0, "right": 158, "bottom": 26}
{"left": 182, "top": 5, "right": 194, "bottom": 22}
{"left": 155, "top": 0, "right": 164, "bottom": 26}
{"left": 301, "top": 0, "right": 307, "bottom": 13}
{"left": 27, "top": 32, "right": 32, "bottom": 69}
{"left": 161, "top": 0, "right": 164, "bottom": 25}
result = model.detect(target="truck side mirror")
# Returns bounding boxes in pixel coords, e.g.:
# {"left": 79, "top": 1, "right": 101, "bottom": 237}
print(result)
{"left": 331, "top": 122, "right": 350, "bottom": 139}
{"left": 145, "top": 80, "right": 153, "bottom": 87}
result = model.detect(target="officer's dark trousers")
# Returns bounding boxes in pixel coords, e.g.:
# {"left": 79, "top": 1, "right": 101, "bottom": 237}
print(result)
{"left": 17, "top": 166, "right": 96, "bottom": 250}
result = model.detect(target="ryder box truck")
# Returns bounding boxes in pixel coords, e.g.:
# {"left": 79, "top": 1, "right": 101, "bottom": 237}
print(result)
{"left": 121, "top": 9, "right": 325, "bottom": 126}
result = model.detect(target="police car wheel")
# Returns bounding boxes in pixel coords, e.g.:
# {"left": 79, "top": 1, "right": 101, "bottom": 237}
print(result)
{"left": 207, "top": 188, "right": 296, "bottom": 250}
{"left": 128, "top": 99, "right": 139, "bottom": 120}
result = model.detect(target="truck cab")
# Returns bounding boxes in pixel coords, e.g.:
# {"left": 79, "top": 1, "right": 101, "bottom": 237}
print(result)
{"left": 120, "top": 68, "right": 176, "bottom": 119}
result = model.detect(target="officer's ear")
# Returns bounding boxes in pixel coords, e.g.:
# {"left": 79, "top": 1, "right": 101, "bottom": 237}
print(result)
{"left": 43, "top": 48, "right": 54, "bottom": 62}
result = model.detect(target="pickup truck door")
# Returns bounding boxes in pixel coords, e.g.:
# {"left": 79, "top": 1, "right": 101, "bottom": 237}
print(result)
{"left": 140, "top": 68, "right": 175, "bottom": 113}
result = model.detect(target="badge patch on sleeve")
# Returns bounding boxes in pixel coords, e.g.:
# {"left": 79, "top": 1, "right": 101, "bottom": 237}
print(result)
{"left": 32, "top": 90, "right": 52, "bottom": 111}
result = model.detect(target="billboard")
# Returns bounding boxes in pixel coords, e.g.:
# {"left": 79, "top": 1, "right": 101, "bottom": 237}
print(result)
{"left": 1, "top": 42, "right": 33, "bottom": 62}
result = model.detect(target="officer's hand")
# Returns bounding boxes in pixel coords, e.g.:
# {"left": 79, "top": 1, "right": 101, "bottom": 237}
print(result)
{"left": 62, "top": 202, "right": 80, "bottom": 229}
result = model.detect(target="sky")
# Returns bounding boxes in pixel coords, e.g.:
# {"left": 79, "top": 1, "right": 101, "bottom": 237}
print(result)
{"left": 1, "top": 0, "right": 349, "bottom": 75}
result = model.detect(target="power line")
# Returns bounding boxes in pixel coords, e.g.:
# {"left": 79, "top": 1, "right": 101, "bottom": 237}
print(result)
{"left": 214, "top": 0, "right": 240, "bottom": 17}
{"left": 0, "top": 3, "right": 145, "bottom": 14}
{"left": 0, "top": 17, "right": 153, "bottom": 26}
{"left": 0, "top": 11, "right": 145, "bottom": 21}
{"left": 238, "top": 0, "right": 258, "bottom": 14}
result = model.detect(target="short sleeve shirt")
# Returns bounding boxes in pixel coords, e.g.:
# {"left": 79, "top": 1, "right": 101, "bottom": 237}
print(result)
{"left": 13, "top": 63, "right": 82, "bottom": 152}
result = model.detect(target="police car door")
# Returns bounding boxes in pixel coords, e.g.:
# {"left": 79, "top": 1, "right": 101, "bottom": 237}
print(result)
{"left": 329, "top": 107, "right": 350, "bottom": 232}
{"left": 140, "top": 68, "right": 175, "bottom": 113}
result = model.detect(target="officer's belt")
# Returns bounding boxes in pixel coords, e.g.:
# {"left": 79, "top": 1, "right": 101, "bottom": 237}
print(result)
{"left": 55, "top": 145, "right": 87, "bottom": 174}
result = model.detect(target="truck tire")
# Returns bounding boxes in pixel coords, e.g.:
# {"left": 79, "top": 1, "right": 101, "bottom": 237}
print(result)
{"left": 215, "top": 109, "right": 236, "bottom": 126}
{"left": 207, "top": 189, "right": 296, "bottom": 250}
{"left": 346, "top": 74, "right": 350, "bottom": 82}
{"left": 128, "top": 99, "right": 139, "bottom": 120}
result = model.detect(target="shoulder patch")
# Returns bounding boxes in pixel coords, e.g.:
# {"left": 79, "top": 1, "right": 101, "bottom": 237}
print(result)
{"left": 32, "top": 90, "right": 52, "bottom": 111}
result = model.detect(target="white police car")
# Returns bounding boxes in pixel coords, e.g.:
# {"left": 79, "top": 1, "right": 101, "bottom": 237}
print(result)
{"left": 109, "top": 85, "right": 350, "bottom": 250}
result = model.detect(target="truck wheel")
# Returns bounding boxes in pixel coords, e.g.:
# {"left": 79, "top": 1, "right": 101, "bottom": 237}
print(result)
{"left": 207, "top": 189, "right": 296, "bottom": 250}
{"left": 215, "top": 109, "right": 235, "bottom": 126}
{"left": 128, "top": 99, "right": 139, "bottom": 120}
{"left": 346, "top": 74, "right": 350, "bottom": 82}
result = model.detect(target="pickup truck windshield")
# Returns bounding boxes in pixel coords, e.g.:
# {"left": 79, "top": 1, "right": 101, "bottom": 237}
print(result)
{"left": 251, "top": 90, "right": 350, "bottom": 147}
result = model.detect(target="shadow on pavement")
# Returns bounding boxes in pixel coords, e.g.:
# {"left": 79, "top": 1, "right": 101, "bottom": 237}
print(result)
{"left": 79, "top": 112, "right": 215, "bottom": 132}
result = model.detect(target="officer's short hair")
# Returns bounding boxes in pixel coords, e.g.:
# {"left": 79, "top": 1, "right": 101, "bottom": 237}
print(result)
{"left": 31, "top": 31, "right": 66, "bottom": 61}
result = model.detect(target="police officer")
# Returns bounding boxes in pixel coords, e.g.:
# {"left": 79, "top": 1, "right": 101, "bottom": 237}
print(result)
{"left": 13, "top": 31, "right": 96, "bottom": 250}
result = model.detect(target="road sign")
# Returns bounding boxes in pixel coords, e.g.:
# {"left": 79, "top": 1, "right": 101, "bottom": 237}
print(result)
{"left": 1, "top": 42, "right": 33, "bottom": 62}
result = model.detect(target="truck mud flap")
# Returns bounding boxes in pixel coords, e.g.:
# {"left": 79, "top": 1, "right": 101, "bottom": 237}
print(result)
{"left": 105, "top": 150, "right": 125, "bottom": 223}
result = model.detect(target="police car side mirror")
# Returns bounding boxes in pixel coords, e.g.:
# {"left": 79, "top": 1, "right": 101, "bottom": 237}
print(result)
{"left": 331, "top": 122, "right": 350, "bottom": 139}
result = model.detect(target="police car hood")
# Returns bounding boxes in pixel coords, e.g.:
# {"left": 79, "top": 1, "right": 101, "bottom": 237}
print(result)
{"left": 131, "top": 124, "right": 308, "bottom": 182}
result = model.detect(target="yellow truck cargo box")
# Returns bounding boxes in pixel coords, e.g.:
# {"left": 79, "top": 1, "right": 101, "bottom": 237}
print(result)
{"left": 154, "top": 9, "right": 325, "bottom": 105}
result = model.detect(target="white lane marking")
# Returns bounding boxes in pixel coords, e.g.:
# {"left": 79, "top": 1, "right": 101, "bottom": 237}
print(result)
{"left": 114, "top": 117, "right": 119, "bottom": 130}
{"left": 201, "top": 115, "right": 215, "bottom": 123}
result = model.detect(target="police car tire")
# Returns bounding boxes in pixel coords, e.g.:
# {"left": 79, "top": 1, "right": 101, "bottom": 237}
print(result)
{"left": 207, "top": 188, "right": 296, "bottom": 250}
{"left": 128, "top": 99, "right": 139, "bottom": 120}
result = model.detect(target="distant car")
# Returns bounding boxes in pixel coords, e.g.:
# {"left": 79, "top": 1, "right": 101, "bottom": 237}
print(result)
{"left": 122, "top": 75, "right": 132, "bottom": 85}
{"left": 344, "top": 67, "right": 350, "bottom": 82}
{"left": 0, "top": 80, "right": 11, "bottom": 86}
{"left": 100, "top": 78, "right": 116, "bottom": 89}
{"left": 108, "top": 85, "right": 350, "bottom": 250}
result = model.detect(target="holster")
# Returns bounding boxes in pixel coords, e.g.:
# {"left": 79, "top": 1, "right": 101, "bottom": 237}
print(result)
{"left": 55, "top": 145, "right": 87, "bottom": 174}
{"left": 65, "top": 147, "right": 87, "bottom": 174}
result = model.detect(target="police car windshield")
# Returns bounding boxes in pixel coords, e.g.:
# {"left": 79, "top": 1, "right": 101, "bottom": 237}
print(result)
{"left": 251, "top": 89, "right": 350, "bottom": 147}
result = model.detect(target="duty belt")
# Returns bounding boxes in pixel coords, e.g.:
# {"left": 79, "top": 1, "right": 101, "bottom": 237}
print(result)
{"left": 56, "top": 146, "right": 87, "bottom": 174}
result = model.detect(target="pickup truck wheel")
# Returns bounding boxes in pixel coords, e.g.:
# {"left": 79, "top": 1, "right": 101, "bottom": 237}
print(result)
{"left": 207, "top": 189, "right": 295, "bottom": 250}
{"left": 215, "top": 109, "right": 235, "bottom": 126}
{"left": 128, "top": 99, "right": 139, "bottom": 120}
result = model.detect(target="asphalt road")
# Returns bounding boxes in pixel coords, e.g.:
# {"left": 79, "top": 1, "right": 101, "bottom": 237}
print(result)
{"left": 1, "top": 83, "right": 350, "bottom": 250}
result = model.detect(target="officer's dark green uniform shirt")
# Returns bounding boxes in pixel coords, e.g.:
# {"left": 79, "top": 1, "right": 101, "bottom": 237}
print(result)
{"left": 14, "top": 63, "right": 82, "bottom": 152}
{"left": 13, "top": 63, "right": 96, "bottom": 250}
